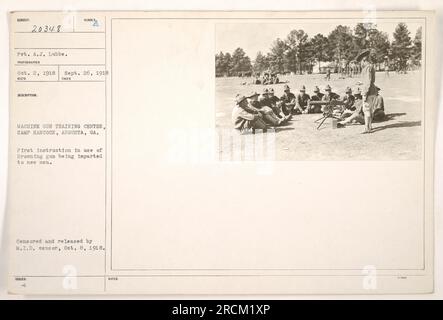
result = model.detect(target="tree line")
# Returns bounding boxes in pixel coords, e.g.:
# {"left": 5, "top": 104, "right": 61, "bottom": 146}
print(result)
{"left": 215, "top": 22, "right": 422, "bottom": 77}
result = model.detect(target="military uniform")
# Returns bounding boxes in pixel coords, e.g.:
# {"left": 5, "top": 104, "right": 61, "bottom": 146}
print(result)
{"left": 295, "top": 92, "right": 310, "bottom": 113}
{"left": 249, "top": 91, "right": 283, "bottom": 126}
{"left": 361, "top": 60, "right": 378, "bottom": 116}
{"left": 353, "top": 91, "right": 362, "bottom": 101}
{"left": 268, "top": 94, "right": 280, "bottom": 106}
{"left": 232, "top": 106, "right": 266, "bottom": 132}
{"left": 258, "top": 94, "right": 270, "bottom": 108}
{"left": 267, "top": 93, "right": 282, "bottom": 117}
{"left": 325, "top": 69, "right": 331, "bottom": 80}
{"left": 310, "top": 92, "right": 324, "bottom": 102}
{"left": 372, "top": 94, "right": 385, "bottom": 122}
{"left": 343, "top": 94, "right": 356, "bottom": 111}
{"left": 322, "top": 91, "right": 340, "bottom": 102}
{"left": 280, "top": 91, "right": 296, "bottom": 115}
{"left": 339, "top": 89, "right": 356, "bottom": 119}
{"left": 232, "top": 94, "right": 266, "bottom": 132}
{"left": 309, "top": 88, "right": 324, "bottom": 113}
{"left": 321, "top": 85, "right": 340, "bottom": 114}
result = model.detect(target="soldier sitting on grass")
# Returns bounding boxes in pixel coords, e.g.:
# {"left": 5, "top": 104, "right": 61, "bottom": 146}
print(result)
{"left": 322, "top": 84, "right": 340, "bottom": 103}
{"left": 232, "top": 94, "right": 267, "bottom": 133}
{"left": 340, "top": 87, "right": 356, "bottom": 119}
{"left": 248, "top": 91, "right": 291, "bottom": 126}
{"left": 264, "top": 88, "right": 287, "bottom": 119}
{"left": 307, "top": 86, "right": 324, "bottom": 113}
{"left": 338, "top": 86, "right": 386, "bottom": 127}
{"left": 258, "top": 88, "right": 271, "bottom": 108}
{"left": 294, "top": 85, "right": 311, "bottom": 114}
{"left": 279, "top": 85, "right": 296, "bottom": 115}
{"left": 321, "top": 84, "right": 341, "bottom": 115}
{"left": 372, "top": 87, "right": 386, "bottom": 122}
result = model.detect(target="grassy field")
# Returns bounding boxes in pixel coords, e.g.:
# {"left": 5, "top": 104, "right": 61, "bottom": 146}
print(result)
{"left": 216, "top": 71, "right": 423, "bottom": 161}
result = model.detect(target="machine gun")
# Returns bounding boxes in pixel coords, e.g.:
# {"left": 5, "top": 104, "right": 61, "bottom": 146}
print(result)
{"left": 309, "top": 99, "right": 346, "bottom": 129}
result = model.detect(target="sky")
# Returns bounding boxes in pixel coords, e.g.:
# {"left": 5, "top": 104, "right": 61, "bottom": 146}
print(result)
{"left": 215, "top": 19, "right": 423, "bottom": 59}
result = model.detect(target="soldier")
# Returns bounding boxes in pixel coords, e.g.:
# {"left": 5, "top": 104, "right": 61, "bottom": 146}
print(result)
{"left": 384, "top": 56, "right": 390, "bottom": 78}
{"left": 372, "top": 86, "right": 386, "bottom": 122}
{"left": 268, "top": 88, "right": 286, "bottom": 119}
{"left": 353, "top": 87, "right": 362, "bottom": 100}
{"left": 262, "top": 73, "right": 270, "bottom": 85}
{"left": 232, "top": 94, "right": 267, "bottom": 133}
{"left": 280, "top": 84, "right": 296, "bottom": 115}
{"left": 248, "top": 91, "right": 289, "bottom": 126}
{"left": 349, "top": 61, "right": 355, "bottom": 78}
{"left": 358, "top": 48, "right": 378, "bottom": 133}
{"left": 340, "top": 87, "right": 356, "bottom": 119}
{"left": 337, "top": 86, "right": 373, "bottom": 128}
{"left": 308, "top": 86, "right": 324, "bottom": 113}
{"left": 267, "top": 88, "right": 280, "bottom": 105}
{"left": 248, "top": 91, "right": 262, "bottom": 109}
{"left": 325, "top": 68, "right": 331, "bottom": 81}
{"left": 295, "top": 85, "right": 310, "bottom": 114}
{"left": 322, "top": 85, "right": 340, "bottom": 102}
{"left": 258, "top": 88, "right": 270, "bottom": 107}
{"left": 343, "top": 87, "right": 355, "bottom": 109}
{"left": 338, "top": 100, "right": 365, "bottom": 127}
{"left": 322, "top": 84, "right": 341, "bottom": 114}
{"left": 273, "top": 73, "right": 280, "bottom": 84}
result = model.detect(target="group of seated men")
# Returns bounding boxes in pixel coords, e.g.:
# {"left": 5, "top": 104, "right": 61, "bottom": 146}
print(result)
{"left": 253, "top": 73, "right": 280, "bottom": 85}
{"left": 232, "top": 84, "right": 385, "bottom": 132}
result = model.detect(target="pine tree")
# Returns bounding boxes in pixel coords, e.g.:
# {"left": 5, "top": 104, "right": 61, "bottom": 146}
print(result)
{"left": 230, "top": 48, "right": 252, "bottom": 76}
{"left": 412, "top": 26, "right": 422, "bottom": 67}
{"left": 286, "top": 30, "right": 309, "bottom": 74}
{"left": 309, "top": 34, "right": 329, "bottom": 70}
{"left": 215, "top": 52, "right": 225, "bottom": 77}
{"left": 368, "top": 30, "right": 391, "bottom": 67}
{"left": 253, "top": 51, "right": 269, "bottom": 74}
{"left": 392, "top": 22, "right": 412, "bottom": 72}
{"left": 268, "top": 38, "right": 289, "bottom": 74}
{"left": 327, "top": 25, "right": 355, "bottom": 63}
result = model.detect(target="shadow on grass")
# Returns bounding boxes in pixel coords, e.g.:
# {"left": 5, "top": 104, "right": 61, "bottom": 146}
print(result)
{"left": 383, "top": 112, "right": 407, "bottom": 121}
{"left": 372, "top": 120, "right": 421, "bottom": 133}
{"left": 274, "top": 127, "right": 295, "bottom": 132}
{"left": 277, "top": 120, "right": 297, "bottom": 127}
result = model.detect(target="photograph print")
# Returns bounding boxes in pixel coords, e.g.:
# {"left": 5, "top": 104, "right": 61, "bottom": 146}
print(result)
{"left": 215, "top": 19, "right": 424, "bottom": 161}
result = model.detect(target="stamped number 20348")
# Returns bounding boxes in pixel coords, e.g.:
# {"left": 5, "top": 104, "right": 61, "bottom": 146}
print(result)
{"left": 31, "top": 25, "right": 62, "bottom": 33}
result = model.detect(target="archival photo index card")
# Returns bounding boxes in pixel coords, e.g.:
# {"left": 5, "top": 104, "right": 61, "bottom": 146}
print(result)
{"left": 7, "top": 11, "right": 436, "bottom": 294}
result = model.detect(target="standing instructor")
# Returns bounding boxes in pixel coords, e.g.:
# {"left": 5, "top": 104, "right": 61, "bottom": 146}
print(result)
{"left": 357, "top": 49, "right": 378, "bottom": 133}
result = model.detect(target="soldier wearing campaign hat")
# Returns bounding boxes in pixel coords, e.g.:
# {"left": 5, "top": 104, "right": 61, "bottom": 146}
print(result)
{"left": 295, "top": 85, "right": 311, "bottom": 114}
{"left": 343, "top": 87, "right": 355, "bottom": 109}
{"left": 354, "top": 87, "right": 363, "bottom": 100}
{"left": 308, "top": 86, "right": 324, "bottom": 113}
{"left": 338, "top": 84, "right": 382, "bottom": 128}
{"left": 258, "top": 88, "right": 271, "bottom": 108}
{"left": 322, "top": 84, "right": 340, "bottom": 103}
{"left": 280, "top": 84, "right": 296, "bottom": 115}
{"left": 232, "top": 94, "right": 267, "bottom": 132}
{"left": 372, "top": 86, "right": 385, "bottom": 122}
{"left": 356, "top": 48, "right": 378, "bottom": 133}
{"left": 340, "top": 87, "right": 356, "bottom": 119}
{"left": 247, "top": 90, "right": 289, "bottom": 126}
{"left": 247, "top": 91, "right": 261, "bottom": 109}
{"left": 267, "top": 88, "right": 286, "bottom": 119}
{"left": 311, "top": 86, "right": 324, "bottom": 100}
{"left": 267, "top": 88, "right": 280, "bottom": 106}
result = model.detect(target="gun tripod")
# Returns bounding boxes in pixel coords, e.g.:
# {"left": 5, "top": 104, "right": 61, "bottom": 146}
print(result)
{"left": 315, "top": 112, "right": 341, "bottom": 130}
